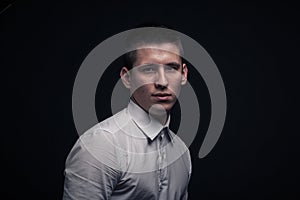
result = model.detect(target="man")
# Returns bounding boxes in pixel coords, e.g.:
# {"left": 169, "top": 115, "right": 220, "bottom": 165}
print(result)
{"left": 63, "top": 26, "right": 191, "bottom": 200}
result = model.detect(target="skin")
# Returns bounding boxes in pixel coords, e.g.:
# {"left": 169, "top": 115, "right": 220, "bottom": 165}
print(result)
{"left": 120, "top": 43, "right": 188, "bottom": 124}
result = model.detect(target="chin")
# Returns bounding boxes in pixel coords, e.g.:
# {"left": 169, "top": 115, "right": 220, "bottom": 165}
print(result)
{"left": 150, "top": 102, "right": 173, "bottom": 112}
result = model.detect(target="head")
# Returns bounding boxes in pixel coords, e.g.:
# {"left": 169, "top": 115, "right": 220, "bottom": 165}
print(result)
{"left": 120, "top": 26, "right": 188, "bottom": 119}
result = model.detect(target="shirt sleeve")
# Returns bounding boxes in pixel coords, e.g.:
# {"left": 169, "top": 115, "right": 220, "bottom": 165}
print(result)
{"left": 181, "top": 190, "right": 188, "bottom": 200}
{"left": 63, "top": 130, "right": 122, "bottom": 200}
{"left": 181, "top": 151, "right": 192, "bottom": 200}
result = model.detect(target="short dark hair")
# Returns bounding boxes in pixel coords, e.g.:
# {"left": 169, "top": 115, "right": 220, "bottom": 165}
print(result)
{"left": 123, "top": 23, "right": 184, "bottom": 69}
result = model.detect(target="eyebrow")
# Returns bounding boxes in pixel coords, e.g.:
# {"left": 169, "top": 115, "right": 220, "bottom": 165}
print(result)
{"left": 164, "top": 62, "right": 181, "bottom": 68}
{"left": 135, "top": 62, "right": 182, "bottom": 69}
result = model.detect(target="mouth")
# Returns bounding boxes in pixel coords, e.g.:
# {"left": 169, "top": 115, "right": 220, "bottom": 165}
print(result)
{"left": 152, "top": 93, "right": 172, "bottom": 101}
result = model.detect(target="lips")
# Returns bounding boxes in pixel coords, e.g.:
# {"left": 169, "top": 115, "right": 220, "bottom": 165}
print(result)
{"left": 152, "top": 93, "right": 172, "bottom": 101}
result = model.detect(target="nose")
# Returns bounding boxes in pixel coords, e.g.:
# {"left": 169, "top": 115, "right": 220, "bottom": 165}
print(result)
{"left": 155, "top": 67, "right": 168, "bottom": 88}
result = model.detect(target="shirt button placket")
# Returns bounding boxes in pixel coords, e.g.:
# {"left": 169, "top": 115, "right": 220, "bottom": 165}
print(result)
{"left": 158, "top": 132, "right": 167, "bottom": 192}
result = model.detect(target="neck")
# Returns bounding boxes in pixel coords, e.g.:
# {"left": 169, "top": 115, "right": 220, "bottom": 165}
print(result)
{"left": 149, "top": 111, "right": 169, "bottom": 125}
{"left": 131, "top": 97, "right": 169, "bottom": 125}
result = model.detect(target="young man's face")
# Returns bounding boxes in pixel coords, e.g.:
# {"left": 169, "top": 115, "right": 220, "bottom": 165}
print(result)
{"left": 121, "top": 43, "right": 188, "bottom": 115}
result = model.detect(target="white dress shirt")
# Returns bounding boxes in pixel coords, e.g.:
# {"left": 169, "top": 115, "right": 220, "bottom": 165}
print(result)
{"left": 63, "top": 100, "right": 191, "bottom": 200}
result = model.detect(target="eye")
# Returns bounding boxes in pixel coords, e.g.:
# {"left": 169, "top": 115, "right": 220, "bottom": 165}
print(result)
{"left": 165, "top": 65, "right": 176, "bottom": 71}
{"left": 139, "top": 64, "right": 157, "bottom": 73}
{"left": 143, "top": 67, "right": 154, "bottom": 72}
{"left": 165, "top": 63, "right": 180, "bottom": 71}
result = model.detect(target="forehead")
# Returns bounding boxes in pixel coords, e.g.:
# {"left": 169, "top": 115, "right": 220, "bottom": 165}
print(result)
{"left": 134, "top": 43, "right": 181, "bottom": 65}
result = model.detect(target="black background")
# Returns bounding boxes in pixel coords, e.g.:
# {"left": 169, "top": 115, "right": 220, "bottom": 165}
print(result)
{"left": 2, "top": 0, "right": 299, "bottom": 199}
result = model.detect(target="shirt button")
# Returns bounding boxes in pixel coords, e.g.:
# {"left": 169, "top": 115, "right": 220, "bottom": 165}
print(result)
{"left": 160, "top": 134, "right": 164, "bottom": 140}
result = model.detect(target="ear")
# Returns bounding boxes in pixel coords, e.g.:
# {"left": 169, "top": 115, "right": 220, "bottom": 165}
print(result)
{"left": 120, "top": 67, "right": 131, "bottom": 89}
{"left": 181, "top": 63, "right": 188, "bottom": 85}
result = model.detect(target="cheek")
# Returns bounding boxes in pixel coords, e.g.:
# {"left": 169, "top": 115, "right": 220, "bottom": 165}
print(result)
{"left": 169, "top": 78, "right": 183, "bottom": 93}
{"left": 133, "top": 84, "right": 153, "bottom": 97}
{"left": 130, "top": 75, "right": 152, "bottom": 90}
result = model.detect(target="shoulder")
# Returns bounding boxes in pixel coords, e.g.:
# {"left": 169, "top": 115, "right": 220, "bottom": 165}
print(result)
{"left": 80, "top": 107, "right": 130, "bottom": 142}
{"left": 169, "top": 129, "right": 190, "bottom": 152}
{"left": 66, "top": 108, "right": 131, "bottom": 170}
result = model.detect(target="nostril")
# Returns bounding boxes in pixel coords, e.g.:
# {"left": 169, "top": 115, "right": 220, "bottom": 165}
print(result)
{"left": 155, "top": 83, "right": 168, "bottom": 90}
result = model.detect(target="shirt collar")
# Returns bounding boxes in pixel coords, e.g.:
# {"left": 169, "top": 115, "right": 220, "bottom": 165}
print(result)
{"left": 128, "top": 100, "right": 173, "bottom": 141}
